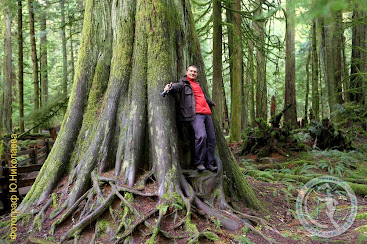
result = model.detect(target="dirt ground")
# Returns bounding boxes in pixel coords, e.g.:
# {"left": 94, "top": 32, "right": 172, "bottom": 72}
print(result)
{"left": 1, "top": 143, "right": 367, "bottom": 244}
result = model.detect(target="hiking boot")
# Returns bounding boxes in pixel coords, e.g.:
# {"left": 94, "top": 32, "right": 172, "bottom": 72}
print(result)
{"left": 207, "top": 165, "right": 218, "bottom": 172}
{"left": 197, "top": 164, "right": 206, "bottom": 171}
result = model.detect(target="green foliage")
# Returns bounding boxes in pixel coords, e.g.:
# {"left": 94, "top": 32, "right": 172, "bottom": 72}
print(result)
{"left": 202, "top": 231, "right": 220, "bottom": 241}
{"left": 96, "top": 219, "right": 111, "bottom": 237}
{"left": 52, "top": 193, "right": 58, "bottom": 208}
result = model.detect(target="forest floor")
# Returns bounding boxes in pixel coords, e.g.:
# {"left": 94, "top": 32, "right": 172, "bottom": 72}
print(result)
{"left": 1, "top": 136, "right": 367, "bottom": 243}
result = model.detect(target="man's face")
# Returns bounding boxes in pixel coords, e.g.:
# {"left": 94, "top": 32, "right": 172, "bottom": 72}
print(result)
{"left": 186, "top": 66, "right": 198, "bottom": 80}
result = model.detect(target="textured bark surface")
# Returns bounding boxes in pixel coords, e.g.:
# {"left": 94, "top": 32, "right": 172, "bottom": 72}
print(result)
{"left": 18, "top": 0, "right": 25, "bottom": 133}
{"left": 2, "top": 7, "right": 13, "bottom": 133}
{"left": 61, "top": 0, "right": 68, "bottom": 96}
{"left": 230, "top": 0, "right": 242, "bottom": 142}
{"left": 350, "top": 6, "right": 367, "bottom": 103}
{"left": 17, "top": 0, "right": 263, "bottom": 241}
{"left": 212, "top": 0, "right": 224, "bottom": 130}
{"left": 311, "top": 20, "right": 320, "bottom": 121}
{"left": 254, "top": 0, "right": 267, "bottom": 121}
{"left": 28, "top": 0, "right": 39, "bottom": 132}
{"left": 284, "top": 0, "right": 297, "bottom": 126}
{"left": 40, "top": 13, "right": 48, "bottom": 106}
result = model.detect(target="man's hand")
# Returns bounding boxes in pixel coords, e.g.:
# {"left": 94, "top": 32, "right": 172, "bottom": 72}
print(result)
{"left": 164, "top": 82, "right": 173, "bottom": 92}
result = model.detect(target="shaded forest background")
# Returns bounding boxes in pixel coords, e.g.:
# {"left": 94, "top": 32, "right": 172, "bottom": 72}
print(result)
{"left": 1, "top": 0, "right": 367, "bottom": 135}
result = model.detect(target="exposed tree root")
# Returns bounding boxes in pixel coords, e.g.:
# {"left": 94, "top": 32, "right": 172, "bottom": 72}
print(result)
{"left": 60, "top": 191, "right": 116, "bottom": 242}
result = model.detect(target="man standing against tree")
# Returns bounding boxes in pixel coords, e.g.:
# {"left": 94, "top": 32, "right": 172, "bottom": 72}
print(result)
{"left": 164, "top": 65, "right": 217, "bottom": 172}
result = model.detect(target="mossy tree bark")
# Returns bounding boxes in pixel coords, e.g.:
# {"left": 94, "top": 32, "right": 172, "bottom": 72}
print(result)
{"left": 212, "top": 0, "right": 224, "bottom": 130}
{"left": 230, "top": 0, "right": 242, "bottom": 142}
{"left": 284, "top": 0, "right": 297, "bottom": 126}
{"left": 311, "top": 19, "right": 320, "bottom": 121}
{"left": 40, "top": 11, "right": 48, "bottom": 106}
{"left": 254, "top": 0, "right": 267, "bottom": 121}
{"left": 2, "top": 5, "right": 13, "bottom": 133}
{"left": 28, "top": 0, "right": 39, "bottom": 133}
{"left": 19, "top": 0, "right": 263, "bottom": 241}
{"left": 18, "top": 0, "right": 25, "bottom": 133}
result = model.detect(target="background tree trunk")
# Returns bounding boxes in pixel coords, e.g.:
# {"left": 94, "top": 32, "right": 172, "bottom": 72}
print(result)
{"left": 230, "top": 0, "right": 242, "bottom": 142}
{"left": 61, "top": 0, "right": 68, "bottom": 97}
{"left": 212, "top": 0, "right": 224, "bottom": 130}
{"left": 246, "top": 43, "right": 256, "bottom": 127}
{"left": 305, "top": 48, "right": 310, "bottom": 124}
{"left": 2, "top": 6, "right": 13, "bottom": 133}
{"left": 40, "top": 11, "right": 48, "bottom": 106}
{"left": 254, "top": 0, "right": 267, "bottom": 121}
{"left": 311, "top": 19, "right": 320, "bottom": 121}
{"left": 284, "top": 0, "right": 297, "bottom": 126}
{"left": 350, "top": 6, "right": 366, "bottom": 103}
{"left": 28, "top": 0, "right": 39, "bottom": 132}
{"left": 18, "top": 0, "right": 25, "bottom": 133}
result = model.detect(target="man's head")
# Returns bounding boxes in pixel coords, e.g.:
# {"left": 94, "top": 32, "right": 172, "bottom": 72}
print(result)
{"left": 186, "top": 65, "right": 198, "bottom": 80}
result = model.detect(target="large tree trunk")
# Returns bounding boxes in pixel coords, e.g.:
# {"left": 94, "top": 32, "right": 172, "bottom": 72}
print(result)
{"left": 230, "top": 0, "right": 242, "bottom": 142}
{"left": 2, "top": 7, "right": 13, "bottom": 133}
{"left": 284, "top": 0, "right": 297, "bottom": 126}
{"left": 18, "top": 0, "right": 25, "bottom": 133}
{"left": 254, "top": 0, "right": 267, "bottom": 121}
{"left": 212, "top": 0, "right": 224, "bottom": 130}
{"left": 28, "top": 0, "right": 39, "bottom": 132}
{"left": 311, "top": 19, "right": 320, "bottom": 121}
{"left": 19, "top": 0, "right": 263, "bottom": 241}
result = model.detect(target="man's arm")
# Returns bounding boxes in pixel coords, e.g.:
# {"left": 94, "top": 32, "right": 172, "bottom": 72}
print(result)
{"left": 205, "top": 94, "right": 216, "bottom": 107}
{"left": 164, "top": 81, "right": 182, "bottom": 94}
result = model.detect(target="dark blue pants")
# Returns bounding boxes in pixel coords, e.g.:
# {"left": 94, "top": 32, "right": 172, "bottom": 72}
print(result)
{"left": 190, "top": 114, "right": 216, "bottom": 167}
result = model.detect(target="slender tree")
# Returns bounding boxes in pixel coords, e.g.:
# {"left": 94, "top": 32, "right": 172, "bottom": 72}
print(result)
{"left": 28, "top": 0, "right": 39, "bottom": 131}
{"left": 18, "top": 0, "right": 25, "bottom": 133}
{"left": 350, "top": 5, "right": 367, "bottom": 103}
{"left": 305, "top": 48, "right": 311, "bottom": 124}
{"left": 19, "top": 0, "right": 262, "bottom": 242}
{"left": 40, "top": 8, "right": 48, "bottom": 105}
{"left": 230, "top": 0, "right": 242, "bottom": 142}
{"left": 212, "top": 0, "right": 224, "bottom": 129}
{"left": 61, "top": 0, "right": 68, "bottom": 96}
{"left": 311, "top": 19, "right": 320, "bottom": 121}
{"left": 245, "top": 43, "right": 255, "bottom": 127}
{"left": 254, "top": 0, "right": 267, "bottom": 121}
{"left": 2, "top": 5, "right": 13, "bottom": 133}
{"left": 284, "top": 0, "right": 297, "bottom": 126}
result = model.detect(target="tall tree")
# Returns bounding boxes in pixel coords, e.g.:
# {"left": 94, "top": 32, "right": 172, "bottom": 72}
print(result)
{"left": 18, "top": 0, "right": 25, "bottom": 133}
{"left": 61, "top": 0, "right": 68, "bottom": 96}
{"left": 212, "top": 0, "right": 224, "bottom": 129}
{"left": 254, "top": 0, "right": 267, "bottom": 121}
{"left": 284, "top": 0, "right": 297, "bottom": 126}
{"left": 245, "top": 43, "right": 256, "bottom": 127}
{"left": 19, "top": 0, "right": 262, "bottom": 242}
{"left": 230, "top": 0, "right": 242, "bottom": 142}
{"left": 2, "top": 5, "right": 13, "bottom": 133}
{"left": 350, "top": 5, "right": 367, "bottom": 103}
{"left": 322, "top": 12, "right": 344, "bottom": 116}
{"left": 311, "top": 19, "right": 320, "bottom": 121}
{"left": 28, "top": 0, "right": 39, "bottom": 131}
{"left": 40, "top": 7, "right": 48, "bottom": 105}
{"left": 68, "top": 12, "right": 75, "bottom": 85}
